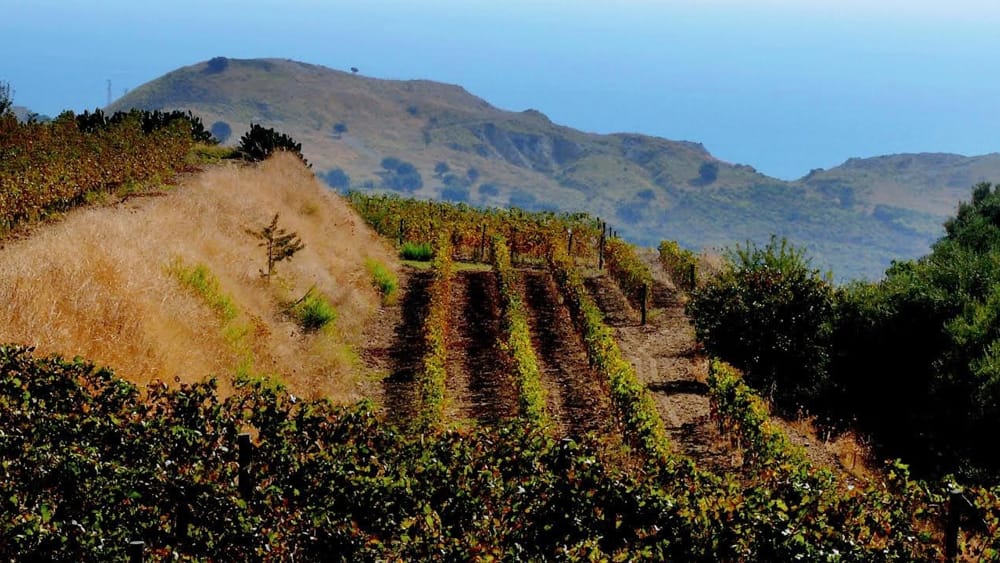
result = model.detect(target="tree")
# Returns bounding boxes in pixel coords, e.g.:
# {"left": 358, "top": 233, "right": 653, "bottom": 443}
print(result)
{"left": 333, "top": 122, "right": 348, "bottom": 136}
{"left": 250, "top": 214, "right": 305, "bottom": 280}
{"left": 696, "top": 161, "right": 719, "bottom": 185}
{"left": 687, "top": 236, "right": 834, "bottom": 412}
{"left": 321, "top": 168, "right": 350, "bottom": 190}
{"left": 237, "top": 123, "right": 308, "bottom": 166}
{"left": 350, "top": 67, "right": 359, "bottom": 74}
{"left": 211, "top": 121, "right": 232, "bottom": 143}
{"left": 0, "top": 81, "right": 14, "bottom": 115}
{"left": 205, "top": 56, "right": 229, "bottom": 74}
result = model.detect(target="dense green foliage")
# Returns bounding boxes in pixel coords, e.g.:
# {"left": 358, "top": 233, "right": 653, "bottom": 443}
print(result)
{"left": 8, "top": 344, "right": 1000, "bottom": 560}
{"left": 290, "top": 289, "right": 336, "bottom": 331}
{"left": 827, "top": 183, "right": 1000, "bottom": 479}
{"left": 0, "top": 109, "right": 204, "bottom": 234}
{"left": 237, "top": 124, "right": 307, "bottom": 165}
{"left": 364, "top": 258, "right": 398, "bottom": 304}
{"left": 490, "top": 234, "right": 549, "bottom": 427}
{"left": 687, "top": 184, "right": 1000, "bottom": 480}
{"left": 604, "top": 237, "right": 654, "bottom": 312}
{"left": 658, "top": 240, "right": 698, "bottom": 291}
{"left": 687, "top": 236, "right": 834, "bottom": 412}
{"left": 399, "top": 241, "right": 434, "bottom": 262}
{"left": 415, "top": 233, "right": 453, "bottom": 432}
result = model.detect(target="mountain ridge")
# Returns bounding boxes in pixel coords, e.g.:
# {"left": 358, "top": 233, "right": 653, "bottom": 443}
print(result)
{"left": 109, "top": 57, "right": 1000, "bottom": 280}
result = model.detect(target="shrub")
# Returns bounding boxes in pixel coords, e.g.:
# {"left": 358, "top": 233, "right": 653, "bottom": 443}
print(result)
{"left": 237, "top": 123, "right": 308, "bottom": 165}
{"left": 379, "top": 157, "right": 423, "bottom": 192}
{"left": 687, "top": 236, "right": 834, "bottom": 412}
{"left": 441, "top": 186, "right": 470, "bottom": 203}
{"left": 205, "top": 56, "right": 229, "bottom": 73}
{"left": 211, "top": 120, "right": 232, "bottom": 143}
{"left": 321, "top": 168, "right": 351, "bottom": 190}
{"left": 291, "top": 288, "right": 336, "bottom": 331}
{"left": 400, "top": 242, "right": 434, "bottom": 261}
{"left": 365, "top": 259, "right": 398, "bottom": 304}
{"left": 658, "top": 240, "right": 698, "bottom": 292}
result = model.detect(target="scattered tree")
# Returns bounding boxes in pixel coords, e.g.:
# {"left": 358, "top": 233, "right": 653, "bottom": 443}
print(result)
{"left": 350, "top": 67, "right": 359, "bottom": 74}
{"left": 205, "top": 56, "right": 229, "bottom": 74}
{"left": 0, "top": 81, "right": 12, "bottom": 115}
{"left": 237, "top": 123, "right": 308, "bottom": 166}
{"left": 249, "top": 213, "right": 305, "bottom": 280}
{"left": 211, "top": 121, "right": 232, "bottom": 143}
{"left": 321, "top": 168, "right": 351, "bottom": 190}
{"left": 332, "top": 122, "right": 348, "bottom": 136}
{"left": 696, "top": 161, "right": 719, "bottom": 185}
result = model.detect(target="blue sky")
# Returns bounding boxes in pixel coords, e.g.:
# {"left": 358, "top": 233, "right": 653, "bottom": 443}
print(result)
{"left": 3, "top": 0, "right": 999, "bottom": 179}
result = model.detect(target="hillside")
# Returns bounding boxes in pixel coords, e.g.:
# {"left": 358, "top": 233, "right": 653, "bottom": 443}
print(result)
{"left": 0, "top": 153, "right": 397, "bottom": 400}
{"left": 110, "top": 57, "right": 1000, "bottom": 280}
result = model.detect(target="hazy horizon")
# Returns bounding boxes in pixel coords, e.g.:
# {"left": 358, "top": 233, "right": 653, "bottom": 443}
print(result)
{"left": 3, "top": 0, "right": 999, "bottom": 179}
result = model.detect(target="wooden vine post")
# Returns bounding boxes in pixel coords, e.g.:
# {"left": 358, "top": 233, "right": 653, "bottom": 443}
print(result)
{"left": 238, "top": 433, "right": 253, "bottom": 501}
{"left": 598, "top": 222, "right": 606, "bottom": 270}
{"left": 640, "top": 283, "right": 648, "bottom": 326}
{"left": 128, "top": 540, "right": 144, "bottom": 563}
{"left": 478, "top": 223, "right": 487, "bottom": 262}
{"left": 946, "top": 487, "right": 963, "bottom": 561}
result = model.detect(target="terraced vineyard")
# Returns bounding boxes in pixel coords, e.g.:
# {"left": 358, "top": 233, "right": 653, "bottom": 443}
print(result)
{"left": 5, "top": 175, "right": 1000, "bottom": 559}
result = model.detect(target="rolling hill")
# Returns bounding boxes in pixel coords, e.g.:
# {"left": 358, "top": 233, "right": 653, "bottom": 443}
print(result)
{"left": 110, "top": 57, "right": 1000, "bottom": 280}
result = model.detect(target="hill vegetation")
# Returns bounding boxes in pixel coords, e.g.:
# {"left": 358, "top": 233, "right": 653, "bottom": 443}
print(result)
{"left": 108, "top": 57, "right": 1000, "bottom": 281}
{"left": 6, "top": 81, "right": 1000, "bottom": 559}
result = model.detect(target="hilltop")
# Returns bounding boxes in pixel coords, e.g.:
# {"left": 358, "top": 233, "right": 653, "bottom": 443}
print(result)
{"left": 110, "top": 57, "right": 1000, "bottom": 279}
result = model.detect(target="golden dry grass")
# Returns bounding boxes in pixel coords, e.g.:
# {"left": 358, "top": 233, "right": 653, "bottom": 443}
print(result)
{"left": 0, "top": 153, "right": 398, "bottom": 403}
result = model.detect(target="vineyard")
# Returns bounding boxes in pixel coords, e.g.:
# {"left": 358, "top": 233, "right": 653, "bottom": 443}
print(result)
{"left": 4, "top": 144, "right": 1000, "bottom": 559}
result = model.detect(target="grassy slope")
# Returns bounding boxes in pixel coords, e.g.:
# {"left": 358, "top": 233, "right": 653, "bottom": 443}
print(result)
{"left": 0, "top": 153, "right": 398, "bottom": 401}
{"left": 111, "top": 58, "right": 1000, "bottom": 280}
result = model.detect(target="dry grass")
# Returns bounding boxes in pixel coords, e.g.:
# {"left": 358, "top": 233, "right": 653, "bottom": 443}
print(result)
{"left": 0, "top": 153, "right": 398, "bottom": 403}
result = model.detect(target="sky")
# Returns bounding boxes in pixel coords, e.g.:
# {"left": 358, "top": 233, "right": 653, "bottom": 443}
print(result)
{"left": 2, "top": 0, "right": 1000, "bottom": 179}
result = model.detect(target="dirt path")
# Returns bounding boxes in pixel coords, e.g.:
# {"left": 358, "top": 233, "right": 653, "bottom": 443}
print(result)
{"left": 584, "top": 265, "right": 731, "bottom": 469}
{"left": 519, "top": 268, "right": 615, "bottom": 439}
{"left": 360, "top": 267, "right": 432, "bottom": 428}
{"left": 588, "top": 253, "right": 860, "bottom": 475}
{"left": 443, "top": 270, "right": 518, "bottom": 426}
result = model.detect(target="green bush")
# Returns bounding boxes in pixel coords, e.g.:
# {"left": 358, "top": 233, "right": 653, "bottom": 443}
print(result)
{"left": 400, "top": 242, "right": 433, "bottom": 261}
{"left": 365, "top": 259, "right": 398, "bottom": 304}
{"left": 687, "top": 236, "right": 834, "bottom": 412}
{"left": 291, "top": 289, "right": 336, "bottom": 331}
{"left": 658, "top": 240, "right": 698, "bottom": 292}
{"left": 237, "top": 123, "right": 308, "bottom": 165}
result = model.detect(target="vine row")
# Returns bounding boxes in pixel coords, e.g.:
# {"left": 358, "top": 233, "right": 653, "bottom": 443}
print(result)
{"left": 489, "top": 234, "right": 550, "bottom": 428}
{"left": 548, "top": 244, "right": 671, "bottom": 461}
{"left": 604, "top": 237, "right": 654, "bottom": 311}
{"left": 414, "top": 232, "right": 454, "bottom": 432}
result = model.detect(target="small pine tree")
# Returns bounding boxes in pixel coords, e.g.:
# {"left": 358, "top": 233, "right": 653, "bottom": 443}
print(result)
{"left": 250, "top": 213, "right": 305, "bottom": 280}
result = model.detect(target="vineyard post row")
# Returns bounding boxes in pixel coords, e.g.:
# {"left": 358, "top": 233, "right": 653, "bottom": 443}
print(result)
{"left": 345, "top": 192, "right": 621, "bottom": 268}
{"left": 413, "top": 232, "right": 454, "bottom": 433}
{"left": 547, "top": 245, "right": 672, "bottom": 462}
{"left": 489, "top": 234, "right": 551, "bottom": 430}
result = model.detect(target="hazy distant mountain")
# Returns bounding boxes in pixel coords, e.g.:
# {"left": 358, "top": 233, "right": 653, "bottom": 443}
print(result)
{"left": 110, "top": 57, "right": 1000, "bottom": 280}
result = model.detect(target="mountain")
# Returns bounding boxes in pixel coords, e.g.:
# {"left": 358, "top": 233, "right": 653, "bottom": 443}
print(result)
{"left": 110, "top": 57, "right": 1000, "bottom": 280}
